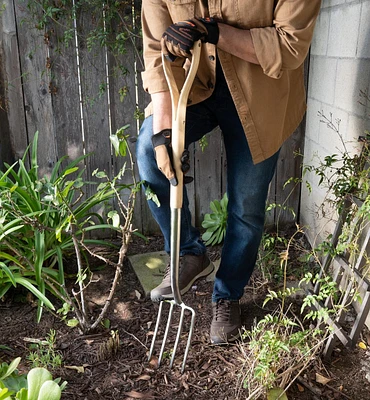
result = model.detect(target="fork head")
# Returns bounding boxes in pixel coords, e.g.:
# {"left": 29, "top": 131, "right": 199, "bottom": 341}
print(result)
{"left": 148, "top": 300, "right": 196, "bottom": 373}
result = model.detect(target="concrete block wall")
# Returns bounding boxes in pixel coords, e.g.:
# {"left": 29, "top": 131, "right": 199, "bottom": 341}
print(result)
{"left": 301, "top": 0, "right": 370, "bottom": 246}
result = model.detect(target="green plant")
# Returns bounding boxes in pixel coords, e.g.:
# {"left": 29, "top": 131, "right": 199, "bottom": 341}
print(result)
{"left": 0, "top": 129, "right": 142, "bottom": 333}
{"left": 27, "top": 330, "right": 62, "bottom": 370}
{"left": 304, "top": 112, "right": 370, "bottom": 217}
{"left": 0, "top": 358, "right": 27, "bottom": 396}
{"left": 201, "top": 193, "right": 228, "bottom": 246}
{"left": 0, "top": 358, "right": 66, "bottom": 400}
{"left": 0, "top": 132, "right": 120, "bottom": 321}
{"left": 236, "top": 230, "right": 331, "bottom": 400}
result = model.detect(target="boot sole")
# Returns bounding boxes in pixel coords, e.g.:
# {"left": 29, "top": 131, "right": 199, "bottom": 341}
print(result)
{"left": 150, "top": 261, "right": 214, "bottom": 302}
{"left": 210, "top": 330, "right": 241, "bottom": 345}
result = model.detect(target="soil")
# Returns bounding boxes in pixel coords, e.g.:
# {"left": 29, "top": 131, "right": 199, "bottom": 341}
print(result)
{"left": 1, "top": 234, "right": 370, "bottom": 400}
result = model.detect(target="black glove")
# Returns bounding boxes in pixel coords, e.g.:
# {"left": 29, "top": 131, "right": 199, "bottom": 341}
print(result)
{"left": 161, "top": 17, "right": 219, "bottom": 61}
{"left": 152, "top": 129, "right": 193, "bottom": 186}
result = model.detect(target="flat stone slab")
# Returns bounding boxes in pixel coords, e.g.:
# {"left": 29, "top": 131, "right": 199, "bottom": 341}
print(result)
{"left": 128, "top": 251, "right": 169, "bottom": 296}
{"left": 128, "top": 251, "right": 220, "bottom": 296}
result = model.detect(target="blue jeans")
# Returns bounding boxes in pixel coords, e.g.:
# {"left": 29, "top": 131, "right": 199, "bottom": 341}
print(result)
{"left": 136, "top": 63, "right": 279, "bottom": 302}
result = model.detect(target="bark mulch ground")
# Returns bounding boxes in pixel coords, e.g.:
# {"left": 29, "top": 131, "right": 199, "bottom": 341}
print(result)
{"left": 1, "top": 234, "right": 370, "bottom": 399}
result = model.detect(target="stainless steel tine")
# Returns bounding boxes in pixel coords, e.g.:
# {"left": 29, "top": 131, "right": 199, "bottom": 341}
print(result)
{"left": 148, "top": 41, "right": 202, "bottom": 372}
{"left": 157, "top": 301, "right": 174, "bottom": 366}
{"left": 148, "top": 301, "right": 164, "bottom": 362}
{"left": 169, "top": 303, "right": 196, "bottom": 373}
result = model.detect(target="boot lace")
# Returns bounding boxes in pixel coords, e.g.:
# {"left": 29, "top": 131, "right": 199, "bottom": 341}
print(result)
{"left": 214, "top": 299, "right": 232, "bottom": 322}
{"left": 162, "top": 256, "right": 185, "bottom": 279}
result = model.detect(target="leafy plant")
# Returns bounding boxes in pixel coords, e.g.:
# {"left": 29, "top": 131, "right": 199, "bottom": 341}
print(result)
{"left": 0, "top": 358, "right": 66, "bottom": 400}
{"left": 201, "top": 193, "right": 228, "bottom": 246}
{"left": 0, "top": 132, "right": 120, "bottom": 322}
{"left": 27, "top": 330, "right": 62, "bottom": 370}
{"left": 0, "top": 129, "right": 142, "bottom": 333}
{"left": 303, "top": 112, "right": 370, "bottom": 217}
{"left": 236, "top": 229, "right": 330, "bottom": 400}
{"left": 0, "top": 358, "right": 27, "bottom": 395}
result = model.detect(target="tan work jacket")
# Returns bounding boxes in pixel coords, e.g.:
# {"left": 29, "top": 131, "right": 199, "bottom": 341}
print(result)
{"left": 141, "top": 0, "right": 322, "bottom": 164}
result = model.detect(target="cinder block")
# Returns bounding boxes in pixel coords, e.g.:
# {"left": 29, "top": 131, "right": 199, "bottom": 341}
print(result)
{"left": 308, "top": 56, "right": 337, "bottom": 105}
{"left": 334, "top": 59, "right": 370, "bottom": 115}
{"left": 311, "top": 10, "right": 330, "bottom": 56}
{"left": 305, "top": 98, "right": 323, "bottom": 143}
{"left": 346, "top": 114, "right": 370, "bottom": 145}
{"left": 327, "top": 3, "right": 361, "bottom": 58}
{"left": 316, "top": 105, "right": 349, "bottom": 153}
{"left": 357, "top": 3, "right": 370, "bottom": 59}
{"left": 321, "top": 0, "right": 346, "bottom": 9}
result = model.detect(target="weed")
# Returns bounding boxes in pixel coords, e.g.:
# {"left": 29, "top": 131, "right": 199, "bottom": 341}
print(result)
{"left": 27, "top": 330, "right": 62, "bottom": 370}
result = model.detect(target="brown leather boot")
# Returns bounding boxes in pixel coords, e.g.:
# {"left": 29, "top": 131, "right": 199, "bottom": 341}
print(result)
{"left": 150, "top": 254, "right": 214, "bottom": 302}
{"left": 210, "top": 299, "right": 241, "bottom": 344}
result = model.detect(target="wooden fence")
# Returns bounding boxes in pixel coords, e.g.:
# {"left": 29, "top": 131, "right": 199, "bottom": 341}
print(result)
{"left": 0, "top": 0, "right": 306, "bottom": 236}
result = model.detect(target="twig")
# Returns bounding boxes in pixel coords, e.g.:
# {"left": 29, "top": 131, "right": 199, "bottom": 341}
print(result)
{"left": 296, "top": 376, "right": 322, "bottom": 399}
{"left": 89, "top": 226, "right": 131, "bottom": 330}
{"left": 121, "top": 328, "right": 148, "bottom": 350}
{"left": 71, "top": 227, "right": 87, "bottom": 325}
{"left": 325, "top": 383, "right": 352, "bottom": 400}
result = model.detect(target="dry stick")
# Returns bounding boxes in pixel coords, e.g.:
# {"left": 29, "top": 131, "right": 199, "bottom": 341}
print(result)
{"left": 296, "top": 376, "right": 322, "bottom": 399}
{"left": 121, "top": 328, "right": 148, "bottom": 350}
{"left": 90, "top": 143, "right": 138, "bottom": 330}
{"left": 80, "top": 242, "right": 117, "bottom": 267}
{"left": 71, "top": 226, "right": 87, "bottom": 327}
{"left": 89, "top": 224, "right": 131, "bottom": 331}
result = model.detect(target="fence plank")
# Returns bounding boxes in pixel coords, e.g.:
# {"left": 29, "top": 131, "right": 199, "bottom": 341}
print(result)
{"left": 136, "top": 55, "right": 159, "bottom": 236}
{"left": 49, "top": 18, "right": 84, "bottom": 167}
{"left": 108, "top": 17, "right": 144, "bottom": 234}
{"left": 274, "top": 124, "right": 305, "bottom": 227}
{"left": 1, "top": 0, "right": 28, "bottom": 161}
{"left": 77, "top": 11, "right": 112, "bottom": 222}
{"left": 194, "top": 128, "right": 224, "bottom": 226}
{"left": 14, "top": 1, "right": 57, "bottom": 176}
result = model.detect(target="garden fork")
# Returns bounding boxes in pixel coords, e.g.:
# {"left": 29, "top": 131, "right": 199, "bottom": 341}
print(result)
{"left": 148, "top": 41, "right": 202, "bottom": 373}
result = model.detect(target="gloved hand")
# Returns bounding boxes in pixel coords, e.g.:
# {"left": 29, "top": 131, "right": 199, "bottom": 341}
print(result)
{"left": 152, "top": 129, "right": 193, "bottom": 186}
{"left": 161, "top": 17, "right": 219, "bottom": 61}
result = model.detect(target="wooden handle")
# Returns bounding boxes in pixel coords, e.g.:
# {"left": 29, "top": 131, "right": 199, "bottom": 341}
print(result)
{"left": 162, "top": 41, "right": 202, "bottom": 209}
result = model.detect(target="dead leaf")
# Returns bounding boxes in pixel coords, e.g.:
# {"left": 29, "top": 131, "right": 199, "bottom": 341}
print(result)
{"left": 316, "top": 373, "right": 331, "bottom": 385}
{"left": 202, "top": 361, "right": 210, "bottom": 370}
{"left": 136, "top": 374, "right": 151, "bottom": 381}
{"left": 358, "top": 341, "right": 367, "bottom": 350}
{"left": 135, "top": 290, "right": 142, "bottom": 300}
{"left": 297, "top": 383, "right": 305, "bottom": 392}
{"left": 124, "top": 390, "right": 153, "bottom": 399}
{"left": 65, "top": 365, "right": 85, "bottom": 373}
{"left": 148, "top": 356, "right": 159, "bottom": 369}
{"left": 267, "top": 387, "right": 288, "bottom": 400}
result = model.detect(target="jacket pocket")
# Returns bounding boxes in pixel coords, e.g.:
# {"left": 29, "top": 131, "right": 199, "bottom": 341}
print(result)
{"left": 165, "top": 0, "right": 196, "bottom": 22}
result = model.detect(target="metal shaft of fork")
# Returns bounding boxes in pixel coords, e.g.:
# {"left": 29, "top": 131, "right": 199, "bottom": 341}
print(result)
{"left": 170, "top": 208, "right": 182, "bottom": 305}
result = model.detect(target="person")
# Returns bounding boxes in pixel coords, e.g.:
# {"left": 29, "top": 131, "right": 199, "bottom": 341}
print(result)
{"left": 136, "top": 0, "right": 322, "bottom": 344}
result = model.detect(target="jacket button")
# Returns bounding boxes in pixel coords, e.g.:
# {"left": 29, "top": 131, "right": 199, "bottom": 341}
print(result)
{"left": 209, "top": 55, "right": 215, "bottom": 61}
